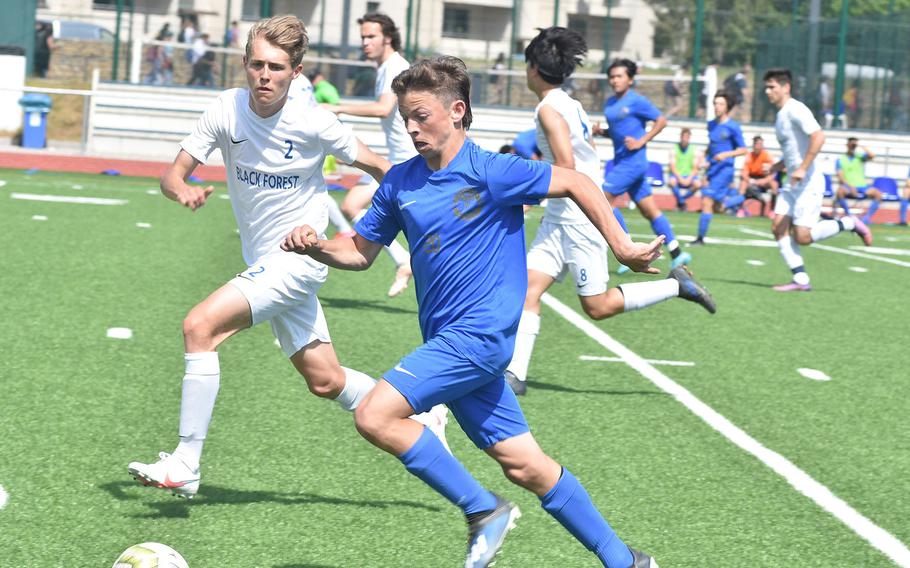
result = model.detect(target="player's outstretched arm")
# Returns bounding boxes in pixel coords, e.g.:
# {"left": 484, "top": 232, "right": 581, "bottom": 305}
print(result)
{"left": 548, "top": 166, "right": 662, "bottom": 274}
{"left": 160, "top": 150, "right": 214, "bottom": 212}
{"left": 281, "top": 225, "right": 383, "bottom": 271}
{"left": 322, "top": 93, "right": 397, "bottom": 118}
{"left": 351, "top": 139, "right": 391, "bottom": 184}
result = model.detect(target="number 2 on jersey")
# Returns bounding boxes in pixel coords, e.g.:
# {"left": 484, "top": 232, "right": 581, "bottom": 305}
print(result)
{"left": 284, "top": 140, "right": 294, "bottom": 159}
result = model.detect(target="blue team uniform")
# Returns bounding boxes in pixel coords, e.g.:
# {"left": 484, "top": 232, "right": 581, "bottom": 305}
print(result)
{"left": 356, "top": 139, "right": 550, "bottom": 449}
{"left": 601, "top": 89, "right": 662, "bottom": 201}
{"left": 704, "top": 118, "right": 745, "bottom": 201}
{"left": 512, "top": 128, "right": 541, "bottom": 160}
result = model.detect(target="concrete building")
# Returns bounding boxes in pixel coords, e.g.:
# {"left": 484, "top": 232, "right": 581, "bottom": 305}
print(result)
{"left": 37, "top": 0, "right": 656, "bottom": 64}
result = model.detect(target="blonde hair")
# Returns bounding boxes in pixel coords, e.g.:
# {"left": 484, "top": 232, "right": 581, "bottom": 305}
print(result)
{"left": 245, "top": 15, "right": 308, "bottom": 68}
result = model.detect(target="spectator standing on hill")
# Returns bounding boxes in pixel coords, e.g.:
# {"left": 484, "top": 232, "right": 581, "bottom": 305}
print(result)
{"left": 33, "top": 21, "right": 55, "bottom": 78}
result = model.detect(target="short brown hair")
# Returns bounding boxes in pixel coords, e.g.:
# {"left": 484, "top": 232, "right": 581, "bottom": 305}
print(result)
{"left": 763, "top": 68, "right": 792, "bottom": 86}
{"left": 358, "top": 13, "right": 401, "bottom": 52}
{"left": 714, "top": 89, "right": 736, "bottom": 110}
{"left": 245, "top": 15, "right": 308, "bottom": 68}
{"left": 680, "top": 127, "right": 691, "bottom": 135}
{"left": 392, "top": 56, "right": 473, "bottom": 129}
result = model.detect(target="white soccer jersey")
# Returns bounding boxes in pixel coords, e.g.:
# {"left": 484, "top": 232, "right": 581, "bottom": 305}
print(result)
{"left": 288, "top": 75, "right": 316, "bottom": 108}
{"left": 180, "top": 88, "right": 359, "bottom": 264}
{"left": 775, "top": 98, "right": 822, "bottom": 185}
{"left": 375, "top": 52, "right": 418, "bottom": 164}
{"left": 535, "top": 88, "right": 601, "bottom": 224}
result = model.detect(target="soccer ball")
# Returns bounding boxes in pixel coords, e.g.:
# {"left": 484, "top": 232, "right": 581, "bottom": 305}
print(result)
{"left": 112, "top": 542, "right": 189, "bottom": 568}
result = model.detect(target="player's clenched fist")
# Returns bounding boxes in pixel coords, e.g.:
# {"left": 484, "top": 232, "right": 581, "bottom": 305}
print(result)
{"left": 175, "top": 184, "right": 214, "bottom": 211}
{"left": 281, "top": 224, "right": 319, "bottom": 254}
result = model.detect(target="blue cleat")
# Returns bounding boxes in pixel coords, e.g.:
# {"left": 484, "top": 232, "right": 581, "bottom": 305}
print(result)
{"left": 465, "top": 496, "right": 521, "bottom": 568}
{"left": 669, "top": 266, "right": 716, "bottom": 314}
{"left": 616, "top": 264, "right": 631, "bottom": 275}
{"left": 670, "top": 250, "right": 692, "bottom": 269}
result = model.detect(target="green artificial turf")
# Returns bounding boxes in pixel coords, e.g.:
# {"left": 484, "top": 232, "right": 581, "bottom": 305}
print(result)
{"left": 0, "top": 168, "right": 907, "bottom": 567}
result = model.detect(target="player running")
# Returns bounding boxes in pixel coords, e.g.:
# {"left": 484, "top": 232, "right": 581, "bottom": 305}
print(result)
{"left": 283, "top": 56, "right": 659, "bottom": 568}
{"left": 594, "top": 58, "right": 691, "bottom": 271}
{"left": 505, "top": 27, "right": 715, "bottom": 396}
{"left": 689, "top": 91, "right": 747, "bottom": 246}
{"left": 763, "top": 68, "right": 873, "bottom": 292}
{"left": 127, "top": 16, "right": 447, "bottom": 499}
{"left": 321, "top": 13, "right": 415, "bottom": 297}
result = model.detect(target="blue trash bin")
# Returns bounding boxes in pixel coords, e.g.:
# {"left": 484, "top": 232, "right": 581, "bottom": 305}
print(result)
{"left": 18, "top": 93, "right": 53, "bottom": 149}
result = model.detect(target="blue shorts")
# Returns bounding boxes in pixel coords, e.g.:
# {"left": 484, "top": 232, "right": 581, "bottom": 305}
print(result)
{"left": 383, "top": 336, "right": 530, "bottom": 449}
{"left": 602, "top": 163, "right": 652, "bottom": 201}
{"left": 704, "top": 168, "right": 734, "bottom": 200}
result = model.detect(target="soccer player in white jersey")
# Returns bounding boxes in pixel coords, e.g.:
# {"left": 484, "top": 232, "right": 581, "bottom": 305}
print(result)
{"left": 764, "top": 68, "right": 873, "bottom": 292}
{"left": 321, "top": 13, "right": 415, "bottom": 297}
{"left": 505, "top": 27, "right": 715, "bottom": 396}
{"left": 127, "top": 16, "right": 447, "bottom": 499}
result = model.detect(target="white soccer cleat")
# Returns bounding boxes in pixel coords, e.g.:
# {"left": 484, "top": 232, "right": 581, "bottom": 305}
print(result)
{"left": 128, "top": 452, "right": 200, "bottom": 499}
{"left": 388, "top": 265, "right": 412, "bottom": 297}
{"left": 410, "top": 404, "right": 451, "bottom": 453}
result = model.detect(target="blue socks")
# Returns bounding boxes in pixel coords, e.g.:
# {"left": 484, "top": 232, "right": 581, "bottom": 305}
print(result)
{"left": 612, "top": 207, "right": 630, "bottom": 234}
{"left": 399, "top": 427, "right": 497, "bottom": 515}
{"left": 540, "top": 468, "right": 633, "bottom": 568}
{"left": 698, "top": 212, "right": 713, "bottom": 239}
{"left": 649, "top": 214, "right": 677, "bottom": 246}
{"left": 863, "top": 200, "right": 880, "bottom": 223}
{"left": 724, "top": 193, "right": 745, "bottom": 210}
{"left": 837, "top": 198, "right": 851, "bottom": 216}
{"left": 901, "top": 199, "right": 908, "bottom": 224}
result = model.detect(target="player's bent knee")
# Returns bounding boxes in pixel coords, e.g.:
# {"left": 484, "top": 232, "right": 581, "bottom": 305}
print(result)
{"left": 353, "top": 402, "right": 384, "bottom": 442}
{"left": 302, "top": 369, "right": 343, "bottom": 399}
{"left": 182, "top": 311, "right": 216, "bottom": 348}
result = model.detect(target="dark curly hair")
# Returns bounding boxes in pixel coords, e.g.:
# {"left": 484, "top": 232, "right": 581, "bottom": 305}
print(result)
{"left": 524, "top": 27, "right": 587, "bottom": 86}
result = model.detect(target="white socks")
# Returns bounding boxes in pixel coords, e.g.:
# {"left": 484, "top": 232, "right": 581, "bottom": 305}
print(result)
{"left": 777, "top": 235, "right": 810, "bottom": 285}
{"left": 507, "top": 310, "right": 541, "bottom": 382}
{"left": 334, "top": 367, "right": 378, "bottom": 411}
{"left": 386, "top": 240, "right": 411, "bottom": 268}
{"left": 176, "top": 352, "right": 220, "bottom": 469}
{"left": 810, "top": 218, "right": 852, "bottom": 242}
{"left": 618, "top": 279, "right": 680, "bottom": 312}
{"left": 327, "top": 197, "right": 353, "bottom": 233}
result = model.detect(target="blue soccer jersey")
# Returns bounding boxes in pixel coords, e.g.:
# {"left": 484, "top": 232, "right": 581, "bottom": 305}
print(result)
{"left": 603, "top": 89, "right": 661, "bottom": 168}
{"left": 706, "top": 118, "right": 745, "bottom": 177}
{"left": 356, "top": 139, "right": 551, "bottom": 375}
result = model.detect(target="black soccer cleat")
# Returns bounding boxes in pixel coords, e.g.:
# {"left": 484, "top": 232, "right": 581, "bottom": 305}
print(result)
{"left": 465, "top": 496, "right": 521, "bottom": 568}
{"left": 504, "top": 370, "right": 527, "bottom": 396}
{"left": 628, "top": 548, "right": 659, "bottom": 568}
{"left": 669, "top": 266, "right": 716, "bottom": 314}
{"left": 687, "top": 237, "right": 706, "bottom": 247}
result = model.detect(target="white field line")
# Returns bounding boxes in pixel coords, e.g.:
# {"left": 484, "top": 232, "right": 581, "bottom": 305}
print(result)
{"left": 850, "top": 246, "right": 910, "bottom": 257}
{"left": 10, "top": 193, "right": 128, "bottom": 206}
{"left": 580, "top": 355, "right": 695, "bottom": 367}
{"left": 630, "top": 231, "right": 910, "bottom": 268}
{"left": 739, "top": 227, "right": 775, "bottom": 239}
{"left": 541, "top": 292, "right": 910, "bottom": 567}
{"left": 809, "top": 243, "right": 910, "bottom": 268}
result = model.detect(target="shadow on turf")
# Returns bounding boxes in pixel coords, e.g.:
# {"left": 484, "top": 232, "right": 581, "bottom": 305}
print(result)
{"left": 99, "top": 481, "right": 442, "bottom": 519}
{"left": 706, "top": 277, "right": 830, "bottom": 292}
{"left": 274, "top": 565, "right": 338, "bottom": 568}
{"left": 320, "top": 296, "right": 417, "bottom": 315}
{"left": 527, "top": 380, "right": 663, "bottom": 396}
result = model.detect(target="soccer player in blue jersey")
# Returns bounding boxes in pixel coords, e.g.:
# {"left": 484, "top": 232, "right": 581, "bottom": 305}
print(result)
{"left": 689, "top": 91, "right": 747, "bottom": 246}
{"left": 595, "top": 58, "right": 691, "bottom": 271}
{"left": 282, "top": 56, "right": 659, "bottom": 568}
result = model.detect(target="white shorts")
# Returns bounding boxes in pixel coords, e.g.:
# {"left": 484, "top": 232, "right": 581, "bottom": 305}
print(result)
{"left": 526, "top": 220, "right": 609, "bottom": 296}
{"left": 775, "top": 174, "right": 824, "bottom": 227}
{"left": 229, "top": 251, "right": 330, "bottom": 357}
